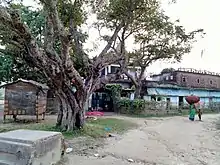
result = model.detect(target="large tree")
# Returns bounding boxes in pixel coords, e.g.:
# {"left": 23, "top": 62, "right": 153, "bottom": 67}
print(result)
{"left": 96, "top": 0, "right": 204, "bottom": 98}
{"left": 0, "top": 0, "right": 126, "bottom": 131}
{"left": 0, "top": 3, "right": 87, "bottom": 83}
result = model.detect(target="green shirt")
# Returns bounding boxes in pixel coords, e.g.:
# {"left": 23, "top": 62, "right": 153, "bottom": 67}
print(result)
{"left": 189, "top": 105, "right": 196, "bottom": 118}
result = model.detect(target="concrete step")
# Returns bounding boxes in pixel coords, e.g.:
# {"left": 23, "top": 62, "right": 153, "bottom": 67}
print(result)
{"left": 0, "top": 130, "right": 63, "bottom": 165}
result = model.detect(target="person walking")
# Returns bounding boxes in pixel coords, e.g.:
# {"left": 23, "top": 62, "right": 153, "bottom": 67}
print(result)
{"left": 195, "top": 101, "right": 202, "bottom": 121}
{"left": 189, "top": 103, "right": 196, "bottom": 121}
{"left": 197, "top": 109, "right": 202, "bottom": 121}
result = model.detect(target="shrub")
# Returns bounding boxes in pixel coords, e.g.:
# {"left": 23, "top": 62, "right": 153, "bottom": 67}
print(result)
{"left": 105, "top": 84, "right": 122, "bottom": 112}
{"left": 117, "top": 98, "right": 145, "bottom": 115}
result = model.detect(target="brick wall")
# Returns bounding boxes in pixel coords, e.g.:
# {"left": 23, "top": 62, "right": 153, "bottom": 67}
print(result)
{"left": 176, "top": 71, "right": 220, "bottom": 89}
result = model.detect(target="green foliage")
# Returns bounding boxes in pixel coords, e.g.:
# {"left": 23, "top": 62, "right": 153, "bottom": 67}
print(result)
{"left": 10, "top": 4, "right": 46, "bottom": 46}
{"left": 126, "top": 6, "right": 204, "bottom": 67}
{"left": 117, "top": 97, "right": 145, "bottom": 115}
{"left": 57, "top": 0, "right": 86, "bottom": 28}
{"left": 0, "top": 52, "right": 47, "bottom": 83}
{"left": 105, "top": 84, "right": 122, "bottom": 112}
{"left": 0, "top": 4, "right": 47, "bottom": 83}
{"left": 97, "top": 0, "right": 159, "bottom": 29}
{"left": 96, "top": 0, "right": 204, "bottom": 99}
{"left": 0, "top": 3, "right": 88, "bottom": 83}
{"left": 57, "top": 0, "right": 89, "bottom": 78}
{"left": 105, "top": 84, "right": 122, "bottom": 98}
{"left": 0, "top": 54, "right": 13, "bottom": 82}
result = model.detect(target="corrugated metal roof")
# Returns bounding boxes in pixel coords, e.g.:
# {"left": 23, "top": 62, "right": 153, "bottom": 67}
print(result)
{"left": 145, "top": 80, "right": 220, "bottom": 92}
{"left": 147, "top": 87, "right": 220, "bottom": 97}
{"left": 147, "top": 88, "right": 160, "bottom": 95}
{"left": 0, "top": 79, "right": 49, "bottom": 90}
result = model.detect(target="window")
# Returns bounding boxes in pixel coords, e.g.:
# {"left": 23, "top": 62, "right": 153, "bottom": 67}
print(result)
{"left": 182, "top": 77, "right": 186, "bottom": 82}
{"left": 111, "top": 66, "right": 119, "bottom": 73}
{"left": 210, "top": 80, "right": 213, "bottom": 84}
{"left": 170, "top": 75, "right": 173, "bottom": 80}
{"left": 197, "top": 79, "right": 200, "bottom": 83}
{"left": 166, "top": 76, "right": 169, "bottom": 80}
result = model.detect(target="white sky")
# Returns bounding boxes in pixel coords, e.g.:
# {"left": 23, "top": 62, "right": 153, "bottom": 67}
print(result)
{"left": 23, "top": 0, "right": 220, "bottom": 74}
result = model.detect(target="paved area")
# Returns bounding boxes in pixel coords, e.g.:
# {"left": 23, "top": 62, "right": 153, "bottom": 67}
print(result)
{"left": 64, "top": 114, "right": 220, "bottom": 165}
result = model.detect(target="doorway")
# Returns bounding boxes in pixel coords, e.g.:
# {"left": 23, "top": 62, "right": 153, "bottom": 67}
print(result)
{"left": 179, "top": 96, "right": 184, "bottom": 107}
{"left": 209, "top": 97, "right": 213, "bottom": 110}
{"left": 166, "top": 98, "right": 171, "bottom": 110}
{"left": 91, "top": 92, "right": 113, "bottom": 112}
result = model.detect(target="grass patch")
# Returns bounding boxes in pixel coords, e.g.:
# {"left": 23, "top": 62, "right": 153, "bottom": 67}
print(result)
{"left": 82, "top": 118, "right": 137, "bottom": 138}
{"left": 0, "top": 118, "right": 137, "bottom": 139}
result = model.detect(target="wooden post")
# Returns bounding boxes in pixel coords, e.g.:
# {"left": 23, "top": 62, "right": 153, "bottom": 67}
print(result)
{"left": 36, "top": 101, "right": 39, "bottom": 123}
{"left": 36, "top": 91, "right": 39, "bottom": 123}
{"left": 4, "top": 100, "right": 8, "bottom": 122}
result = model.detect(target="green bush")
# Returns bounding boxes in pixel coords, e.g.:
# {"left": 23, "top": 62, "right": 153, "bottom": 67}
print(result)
{"left": 117, "top": 98, "right": 145, "bottom": 115}
{"left": 105, "top": 84, "right": 122, "bottom": 112}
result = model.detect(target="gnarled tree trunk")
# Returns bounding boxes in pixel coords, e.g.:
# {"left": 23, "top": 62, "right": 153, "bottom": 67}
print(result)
{"left": 56, "top": 87, "right": 86, "bottom": 131}
{"left": 134, "top": 85, "right": 141, "bottom": 99}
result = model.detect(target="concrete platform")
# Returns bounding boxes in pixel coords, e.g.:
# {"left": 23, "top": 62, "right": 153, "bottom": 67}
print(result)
{"left": 0, "top": 129, "right": 63, "bottom": 165}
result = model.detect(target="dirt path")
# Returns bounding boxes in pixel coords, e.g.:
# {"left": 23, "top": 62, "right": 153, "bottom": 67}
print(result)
{"left": 64, "top": 114, "right": 220, "bottom": 165}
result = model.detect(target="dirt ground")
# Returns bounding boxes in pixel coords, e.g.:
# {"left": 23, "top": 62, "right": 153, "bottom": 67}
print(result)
{"left": 63, "top": 114, "right": 220, "bottom": 165}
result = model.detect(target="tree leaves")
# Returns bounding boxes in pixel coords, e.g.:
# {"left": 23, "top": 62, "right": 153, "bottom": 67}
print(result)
{"left": 0, "top": 2, "right": 89, "bottom": 83}
{"left": 0, "top": 0, "right": 204, "bottom": 96}
{"left": 0, "top": 53, "right": 13, "bottom": 82}
{"left": 95, "top": 0, "right": 204, "bottom": 98}
{"left": 57, "top": 0, "right": 86, "bottom": 28}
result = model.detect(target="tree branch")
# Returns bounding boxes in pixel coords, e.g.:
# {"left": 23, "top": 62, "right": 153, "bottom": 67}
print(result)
{"left": 91, "top": 72, "right": 121, "bottom": 92}
{"left": 40, "top": 0, "right": 85, "bottom": 92}
{"left": 40, "top": 0, "right": 66, "bottom": 39}
{"left": 44, "top": 14, "right": 63, "bottom": 64}
{"left": 96, "top": 23, "right": 124, "bottom": 58}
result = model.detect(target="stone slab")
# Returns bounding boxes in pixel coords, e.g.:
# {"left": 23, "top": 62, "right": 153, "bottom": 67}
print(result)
{"left": 0, "top": 129, "right": 63, "bottom": 165}
{"left": 0, "top": 129, "right": 61, "bottom": 143}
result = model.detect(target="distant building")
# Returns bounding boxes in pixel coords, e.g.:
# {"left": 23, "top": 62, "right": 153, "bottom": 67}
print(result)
{"left": 90, "top": 64, "right": 142, "bottom": 111}
{"left": 92, "top": 66, "right": 220, "bottom": 111}
{"left": 99, "top": 64, "right": 146, "bottom": 89}
{"left": 101, "top": 64, "right": 144, "bottom": 79}
{"left": 144, "top": 68, "right": 220, "bottom": 109}
{"left": 151, "top": 68, "right": 220, "bottom": 89}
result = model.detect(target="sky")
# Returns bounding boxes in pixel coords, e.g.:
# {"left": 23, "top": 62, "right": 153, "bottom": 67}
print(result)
{"left": 22, "top": 0, "right": 220, "bottom": 75}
